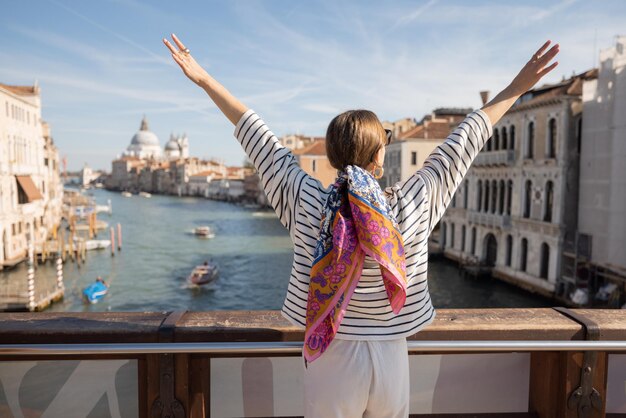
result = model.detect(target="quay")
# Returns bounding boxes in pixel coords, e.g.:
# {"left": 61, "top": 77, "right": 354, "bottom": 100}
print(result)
{"left": 0, "top": 308, "right": 625, "bottom": 417}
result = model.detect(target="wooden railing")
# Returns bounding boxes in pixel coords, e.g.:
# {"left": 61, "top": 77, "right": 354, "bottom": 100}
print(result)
{"left": 0, "top": 308, "right": 625, "bottom": 418}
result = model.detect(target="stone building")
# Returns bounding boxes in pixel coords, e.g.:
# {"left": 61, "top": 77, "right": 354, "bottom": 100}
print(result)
{"left": 436, "top": 71, "right": 597, "bottom": 299}
{"left": 380, "top": 113, "right": 448, "bottom": 189}
{"left": 0, "top": 82, "right": 62, "bottom": 268}
{"left": 561, "top": 37, "right": 626, "bottom": 307}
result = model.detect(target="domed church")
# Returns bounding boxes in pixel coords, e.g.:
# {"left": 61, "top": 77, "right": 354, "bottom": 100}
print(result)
{"left": 122, "top": 116, "right": 190, "bottom": 161}
{"left": 124, "top": 116, "right": 163, "bottom": 160}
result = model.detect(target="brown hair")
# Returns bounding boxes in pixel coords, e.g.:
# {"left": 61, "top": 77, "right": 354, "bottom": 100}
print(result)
{"left": 325, "top": 109, "right": 386, "bottom": 170}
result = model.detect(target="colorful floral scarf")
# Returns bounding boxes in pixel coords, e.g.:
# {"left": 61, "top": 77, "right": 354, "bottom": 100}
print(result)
{"left": 304, "top": 165, "right": 407, "bottom": 362}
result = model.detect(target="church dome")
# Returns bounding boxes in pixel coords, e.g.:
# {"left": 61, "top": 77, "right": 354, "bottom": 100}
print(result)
{"left": 130, "top": 116, "right": 159, "bottom": 146}
{"left": 165, "top": 136, "right": 180, "bottom": 151}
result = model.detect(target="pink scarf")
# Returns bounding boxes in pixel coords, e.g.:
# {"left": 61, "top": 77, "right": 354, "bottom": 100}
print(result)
{"left": 304, "top": 165, "right": 407, "bottom": 362}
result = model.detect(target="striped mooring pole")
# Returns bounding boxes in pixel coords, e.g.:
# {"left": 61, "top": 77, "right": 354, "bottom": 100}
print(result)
{"left": 56, "top": 251, "right": 64, "bottom": 290}
{"left": 27, "top": 225, "right": 36, "bottom": 311}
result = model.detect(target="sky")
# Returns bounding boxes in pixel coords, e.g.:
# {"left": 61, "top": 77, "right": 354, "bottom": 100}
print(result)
{"left": 1, "top": 0, "right": 624, "bottom": 171}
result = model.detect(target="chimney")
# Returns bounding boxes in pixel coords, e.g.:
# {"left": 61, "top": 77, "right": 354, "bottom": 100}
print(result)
{"left": 480, "top": 90, "right": 490, "bottom": 105}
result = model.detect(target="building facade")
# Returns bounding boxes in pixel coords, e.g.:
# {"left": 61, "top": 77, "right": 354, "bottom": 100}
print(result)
{"left": 293, "top": 139, "right": 336, "bottom": 188}
{"left": 436, "top": 71, "right": 596, "bottom": 299}
{"left": 0, "top": 83, "right": 62, "bottom": 268}
{"left": 380, "top": 108, "right": 469, "bottom": 189}
{"left": 563, "top": 37, "right": 626, "bottom": 307}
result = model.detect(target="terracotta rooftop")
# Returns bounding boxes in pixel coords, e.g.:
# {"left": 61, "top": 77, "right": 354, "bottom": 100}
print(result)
{"left": 511, "top": 68, "right": 598, "bottom": 110}
{"left": 293, "top": 139, "right": 327, "bottom": 156}
{"left": 398, "top": 119, "right": 451, "bottom": 140}
{"left": 0, "top": 83, "right": 38, "bottom": 96}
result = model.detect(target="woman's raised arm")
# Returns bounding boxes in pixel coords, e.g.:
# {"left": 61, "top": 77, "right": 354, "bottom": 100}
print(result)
{"left": 163, "top": 34, "right": 321, "bottom": 238}
{"left": 389, "top": 40, "right": 560, "bottom": 239}
{"left": 163, "top": 34, "right": 247, "bottom": 125}
{"left": 480, "top": 40, "right": 559, "bottom": 125}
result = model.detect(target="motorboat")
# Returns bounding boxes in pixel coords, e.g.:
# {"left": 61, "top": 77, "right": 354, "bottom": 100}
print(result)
{"left": 121, "top": 191, "right": 132, "bottom": 197}
{"left": 187, "top": 262, "right": 219, "bottom": 286}
{"left": 83, "top": 279, "right": 109, "bottom": 304}
{"left": 139, "top": 192, "right": 152, "bottom": 198}
{"left": 193, "top": 226, "right": 215, "bottom": 238}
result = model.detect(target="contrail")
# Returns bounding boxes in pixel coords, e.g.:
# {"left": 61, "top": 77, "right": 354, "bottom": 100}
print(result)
{"left": 47, "top": 0, "right": 171, "bottom": 66}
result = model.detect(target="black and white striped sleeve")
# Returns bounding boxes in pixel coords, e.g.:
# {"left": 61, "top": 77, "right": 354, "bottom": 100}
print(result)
{"left": 397, "top": 109, "right": 493, "bottom": 235}
{"left": 233, "top": 109, "right": 311, "bottom": 236}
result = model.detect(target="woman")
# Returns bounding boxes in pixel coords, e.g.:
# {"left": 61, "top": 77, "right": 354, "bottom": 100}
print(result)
{"left": 164, "top": 34, "right": 559, "bottom": 417}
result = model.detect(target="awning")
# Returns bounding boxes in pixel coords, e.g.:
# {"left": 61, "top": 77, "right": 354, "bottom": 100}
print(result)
{"left": 15, "top": 175, "right": 43, "bottom": 202}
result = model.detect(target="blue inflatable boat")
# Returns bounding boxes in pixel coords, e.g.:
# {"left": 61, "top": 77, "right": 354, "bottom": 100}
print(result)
{"left": 83, "top": 280, "right": 108, "bottom": 304}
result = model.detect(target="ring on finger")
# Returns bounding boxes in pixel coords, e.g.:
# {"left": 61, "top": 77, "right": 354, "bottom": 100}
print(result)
{"left": 182, "top": 48, "right": 190, "bottom": 54}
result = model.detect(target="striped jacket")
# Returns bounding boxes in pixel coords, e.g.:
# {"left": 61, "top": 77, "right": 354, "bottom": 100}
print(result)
{"left": 234, "top": 108, "right": 492, "bottom": 339}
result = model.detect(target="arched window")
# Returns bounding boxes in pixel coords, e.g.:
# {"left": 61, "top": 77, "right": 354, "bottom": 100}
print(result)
{"left": 451, "top": 223, "right": 455, "bottom": 248}
{"left": 486, "top": 133, "right": 492, "bottom": 151}
{"left": 506, "top": 180, "right": 513, "bottom": 215}
{"left": 471, "top": 227, "right": 476, "bottom": 255}
{"left": 477, "top": 180, "right": 483, "bottom": 211}
{"left": 461, "top": 225, "right": 466, "bottom": 252}
{"left": 510, "top": 125, "right": 516, "bottom": 150}
{"left": 525, "top": 121, "right": 534, "bottom": 158}
{"left": 523, "top": 180, "right": 532, "bottom": 218}
{"left": 494, "top": 128, "right": 500, "bottom": 151}
{"left": 464, "top": 180, "right": 469, "bottom": 209}
{"left": 498, "top": 179, "right": 505, "bottom": 214}
{"left": 501, "top": 127, "right": 508, "bottom": 149}
{"left": 540, "top": 242, "right": 550, "bottom": 279}
{"left": 505, "top": 235, "right": 513, "bottom": 266}
{"left": 484, "top": 181, "right": 490, "bottom": 213}
{"left": 544, "top": 181, "right": 554, "bottom": 222}
{"left": 491, "top": 179, "right": 497, "bottom": 214}
{"left": 547, "top": 118, "right": 557, "bottom": 159}
{"left": 520, "top": 238, "right": 528, "bottom": 272}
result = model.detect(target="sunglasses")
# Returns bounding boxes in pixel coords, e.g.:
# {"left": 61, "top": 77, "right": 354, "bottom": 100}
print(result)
{"left": 384, "top": 128, "right": 392, "bottom": 145}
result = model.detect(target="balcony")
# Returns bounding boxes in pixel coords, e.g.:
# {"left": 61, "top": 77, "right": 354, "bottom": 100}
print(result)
{"left": 474, "top": 149, "right": 516, "bottom": 167}
{"left": 0, "top": 309, "right": 624, "bottom": 417}
{"left": 468, "top": 211, "right": 512, "bottom": 229}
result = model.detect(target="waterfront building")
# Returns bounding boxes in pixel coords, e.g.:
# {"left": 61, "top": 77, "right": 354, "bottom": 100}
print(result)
{"left": 293, "top": 139, "right": 336, "bottom": 187}
{"left": 188, "top": 170, "right": 221, "bottom": 197}
{"left": 0, "top": 82, "right": 62, "bottom": 268}
{"left": 79, "top": 163, "right": 102, "bottom": 187}
{"left": 561, "top": 36, "right": 626, "bottom": 306}
{"left": 243, "top": 171, "right": 269, "bottom": 206}
{"left": 436, "top": 70, "right": 597, "bottom": 301}
{"left": 107, "top": 156, "right": 145, "bottom": 191}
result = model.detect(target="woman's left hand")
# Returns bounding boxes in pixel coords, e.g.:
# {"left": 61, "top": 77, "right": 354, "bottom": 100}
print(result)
{"left": 163, "top": 34, "right": 210, "bottom": 87}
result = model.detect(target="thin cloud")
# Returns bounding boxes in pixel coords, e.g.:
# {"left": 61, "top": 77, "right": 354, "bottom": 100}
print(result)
{"left": 393, "top": 0, "right": 440, "bottom": 29}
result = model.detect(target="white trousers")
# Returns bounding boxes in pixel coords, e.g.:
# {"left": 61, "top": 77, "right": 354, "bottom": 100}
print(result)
{"left": 302, "top": 337, "right": 409, "bottom": 418}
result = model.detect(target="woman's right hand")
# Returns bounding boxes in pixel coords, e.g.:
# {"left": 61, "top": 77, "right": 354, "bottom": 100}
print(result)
{"left": 509, "top": 40, "right": 560, "bottom": 95}
{"left": 163, "top": 34, "right": 210, "bottom": 87}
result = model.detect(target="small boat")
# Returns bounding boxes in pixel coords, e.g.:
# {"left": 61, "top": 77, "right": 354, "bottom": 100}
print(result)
{"left": 193, "top": 226, "right": 215, "bottom": 238}
{"left": 139, "top": 192, "right": 152, "bottom": 198}
{"left": 121, "top": 191, "right": 132, "bottom": 197}
{"left": 83, "top": 279, "right": 109, "bottom": 304}
{"left": 187, "top": 262, "right": 219, "bottom": 286}
{"left": 85, "top": 239, "right": 111, "bottom": 251}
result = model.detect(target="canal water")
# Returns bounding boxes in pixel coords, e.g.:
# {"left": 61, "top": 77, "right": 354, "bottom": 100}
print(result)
{"left": 3, "top": 189, "right": 553, "bottom": 312}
